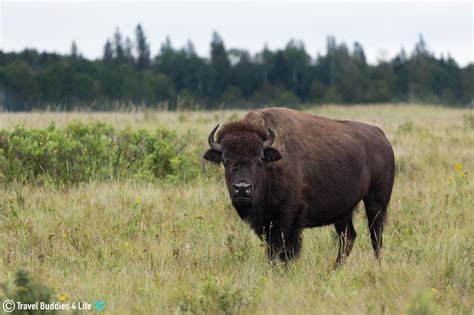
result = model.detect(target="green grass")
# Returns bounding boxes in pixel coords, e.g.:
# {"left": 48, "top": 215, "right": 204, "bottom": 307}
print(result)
{"left": 0, "top": 105, "right": 473, "bottom": 314}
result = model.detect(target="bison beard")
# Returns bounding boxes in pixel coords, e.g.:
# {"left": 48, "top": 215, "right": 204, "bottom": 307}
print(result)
{"left": 203, "top": 107, "right": 395, "bottom": 266}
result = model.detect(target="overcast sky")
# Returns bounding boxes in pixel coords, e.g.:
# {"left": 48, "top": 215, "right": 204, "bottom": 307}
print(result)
{"left": 1, "top": 1, "right": 472, "bottom": 65}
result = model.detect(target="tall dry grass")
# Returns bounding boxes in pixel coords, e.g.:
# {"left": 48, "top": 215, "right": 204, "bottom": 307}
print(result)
{"left": 0, "top": 104, "right": 472, "bottom": 314}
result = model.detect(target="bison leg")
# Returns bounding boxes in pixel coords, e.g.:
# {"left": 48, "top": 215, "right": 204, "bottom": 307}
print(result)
{"left": 260, "top": 204, "right": 306, "bottom": 262}
{"left": 334, "top": 215, "right": 357, "bottom": 268}
{"left": 262, "top": 208, "right": 304, "bottom": 262}
{"left": 265, "top": 224, "right": 302, "bottom": 262}
{"left": 363, "top": 196, "right": 387, "bottom": 259}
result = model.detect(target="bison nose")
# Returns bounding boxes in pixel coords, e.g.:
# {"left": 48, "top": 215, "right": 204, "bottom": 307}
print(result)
{"left": 233, "top": 181, "right": 252, "bottom": 198}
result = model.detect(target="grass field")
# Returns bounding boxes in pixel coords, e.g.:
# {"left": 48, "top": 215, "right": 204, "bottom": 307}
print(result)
{"left": 0, "top": 105, "right": 473, "bottom": 314}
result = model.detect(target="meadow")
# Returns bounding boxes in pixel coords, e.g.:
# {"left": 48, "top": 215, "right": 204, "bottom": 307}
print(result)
{"left": 0, "top": 104, "right": 472, "bottom": 314}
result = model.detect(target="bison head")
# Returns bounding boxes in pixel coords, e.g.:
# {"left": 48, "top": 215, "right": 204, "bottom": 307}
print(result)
{"left": 203, "top": 124, "right": 281, "bottom": 209}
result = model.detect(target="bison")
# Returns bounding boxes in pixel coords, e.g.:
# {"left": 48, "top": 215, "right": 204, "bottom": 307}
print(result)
{"left": 203, "top": 107, "right": 395, "bottom": 266}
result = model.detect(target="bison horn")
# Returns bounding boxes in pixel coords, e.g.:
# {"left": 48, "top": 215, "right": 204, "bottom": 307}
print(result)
{"left": 208, "top": 124, "right": 222, "bottom": 151}
{"left": 263, "top": 128, "right": 276, "bottom": 148}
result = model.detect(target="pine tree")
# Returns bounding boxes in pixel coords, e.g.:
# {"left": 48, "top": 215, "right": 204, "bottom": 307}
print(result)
{"left": 0, "top": 31, "right": 469, "bottom": 109}
{"left": 410, "top": 34, "right": 434, "bottom": 101}
{"left": 70, "top": 40, "right": 80, "bottom": 58}
{"left": 209, "top": 31, "right": 230, "bottom": 101}
{"left": 124, "top": 36, "right": 134, "bottom": 64}
{"left": 393, "top": 47, "right": 409, "bottom": 101}
{"left": 135, "top": 24, "right": 150, "bottom": 71}
{"left": 103, "top": 39, "right": 114, "bottom": 67}
{"left": 353, "top": 42, "right": 366, "bottom": 63}
{"left": 184, "top": 40, "right": 196, "bottom": 57}
{"left": 351, "top": 42, "right": 369, "bottom": 102}
{"left": 113, "top": 27, "right": 125, "bottom": 64}
{"left": 413, "top": 34, "right": 430, "bottom": 57}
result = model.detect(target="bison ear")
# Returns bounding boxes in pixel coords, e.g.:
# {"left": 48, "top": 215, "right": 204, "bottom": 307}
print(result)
{"left": 203, "top": 149, "right": 222, "bottom": 164}
{"left": 263, "top": 148, "right": 281, "bottom": 162}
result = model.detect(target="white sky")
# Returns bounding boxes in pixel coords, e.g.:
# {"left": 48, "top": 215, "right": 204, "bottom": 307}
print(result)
{"left": 0, "top": 0, "right": 473, "bottom": 66}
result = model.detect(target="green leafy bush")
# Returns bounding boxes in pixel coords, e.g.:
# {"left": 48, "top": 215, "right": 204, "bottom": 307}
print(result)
{"left": 175, "top": 278, "right": 252, "bottom": 314}
{"left": 1, "top": 269, "right": 55, "bottom": 314}
{"left": 0, "top": 121, "right": 198, "bottom": 185}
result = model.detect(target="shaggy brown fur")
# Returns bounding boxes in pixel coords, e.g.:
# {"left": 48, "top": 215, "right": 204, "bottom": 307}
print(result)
{"left": 204, "top": 107, "right": 395, "bottom": 266}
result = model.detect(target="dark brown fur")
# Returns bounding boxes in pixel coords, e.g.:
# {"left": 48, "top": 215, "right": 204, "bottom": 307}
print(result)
{"left": 204, "top": 107, "right": 395, "bottom": 266}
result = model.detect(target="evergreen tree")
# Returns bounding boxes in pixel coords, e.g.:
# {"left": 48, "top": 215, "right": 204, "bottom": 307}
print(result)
{"left": 229, "top": 49, "right": 260, "bottom": 98}
{"left": 283, "top": 40, "right": 311, "bottom": 99}
{"left": 70, "top": 41, "right": 80, "bottom": 58}
{"left": 155, "top": 37, "right": 177, "bottom": 85}
{"left": 350, "top": 42, "right": 369, "bottom": 102}
{"left": 409, "top": 34, "right": 435, "bottom": 101}
{"left": 135, "top": 24, "right": 150, "bottom": 71}
{"left": 393, "top": 48, "right": 409, "bottom": 101}
{"left": 113, "top": 27, "right": 125, "bottom": 64}
{"left": 124, "top": 36, "right": 135, "bottom": 64}
{"left": 209, "top": 31, "right": 231, "bottom": 102}
{"left": 182, "top": 40, "right": 206, "bottom": 99}
{"left": 0, "top": 32, "right": 470, "bottom": 110}
{"left": 103, "top": 39, "right": 114, "bottom": 67}
{"left": 256, "top": 44, "right": 274, "bottom": 86}
{"left": 269, "top": 50, "right": 289, "bottom": 88}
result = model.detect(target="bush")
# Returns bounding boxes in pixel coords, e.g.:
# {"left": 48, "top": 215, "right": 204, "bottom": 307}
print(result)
{"left": 406, "top": 290, "right": 436, "bottom": 315}
{"left": 175, "top": 278, "right": 252, "bottom": 314}
{"left": 0, "top": 121, "right": 198, "bottom": 185}
{"left": 1, "top": 269, "right": 55, "bottom": 314}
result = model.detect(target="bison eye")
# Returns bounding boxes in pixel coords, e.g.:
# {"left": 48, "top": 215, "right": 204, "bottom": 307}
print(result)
{"left": 221, "top": 156, "right": 228, "bottom": 166}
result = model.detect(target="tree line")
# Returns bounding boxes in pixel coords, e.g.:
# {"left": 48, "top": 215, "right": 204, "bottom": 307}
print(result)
{"left": 0, "top": 24, "right": 472, "bottom": 110}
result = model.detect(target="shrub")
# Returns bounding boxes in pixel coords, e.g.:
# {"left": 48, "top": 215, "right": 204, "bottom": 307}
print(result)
{"left": 1, "top": 269, "right": 55, "bottom": 314}
{"left": 406, "top": 290, "right": 436, "bottom": 315}
{"left": 0, "top": 121, "right": 198, "bottom": 185}
{"left": 175, "top": 278, "right": 251, "bottom": 314}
